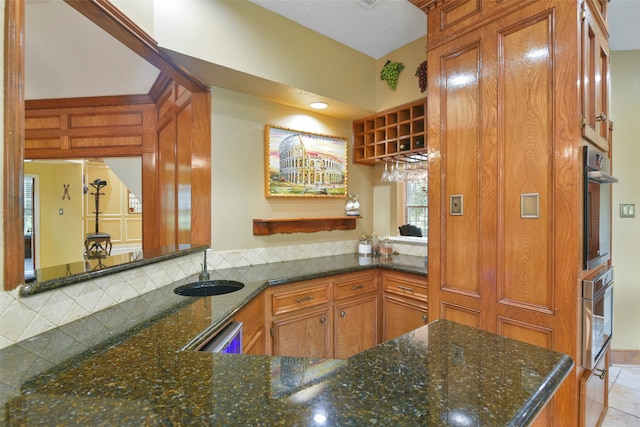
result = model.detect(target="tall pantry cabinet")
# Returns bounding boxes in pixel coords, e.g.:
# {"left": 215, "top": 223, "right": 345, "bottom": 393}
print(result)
{"left": 410, "top": 0, "right": 611, "bottom": 425}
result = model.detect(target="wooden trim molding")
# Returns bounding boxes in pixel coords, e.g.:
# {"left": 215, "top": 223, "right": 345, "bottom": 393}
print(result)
{"left": 3, "top": 0, "right": 26, "bottom": 291}
{"left": 610, "top": 349, "right": 640, "bottom": 366}
{"left": 26, "top": 94, "right": 154, "bottom": 110}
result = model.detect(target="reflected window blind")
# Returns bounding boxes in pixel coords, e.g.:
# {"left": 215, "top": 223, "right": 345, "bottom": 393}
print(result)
{"left": 404, "top": 182, "right": 428, "bottom": 237}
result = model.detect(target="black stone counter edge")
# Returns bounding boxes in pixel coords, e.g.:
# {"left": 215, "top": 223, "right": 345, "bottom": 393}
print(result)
{"left": 19, "top": 245, "right": 208, "bottom": 297}
{"left": 180, "top": 259, "right": 427, "bottom": 351}
{"left": 510, "top": 355, "right": 574, "bottom": 426}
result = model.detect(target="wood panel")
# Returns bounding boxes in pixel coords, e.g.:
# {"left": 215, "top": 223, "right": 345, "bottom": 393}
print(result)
{"left": 158, "top": 118, "right": 177, "bottom": 248}
{"left": 334, "top": 295, "right": 378, "bottom": 359}
{"left": 442, "top": 42, "right": 482, "bottom": 298}
{"left": 272, "top": 308, "right": 331, "bottom": 358}
{"left": 382, "top": 295, "right": 428, "bottom": 341}
{"left": 498, "top": 11, "right": 554, "bottom": 312}
{"left": 441, "top": 302, "right": 481, "bottom": 328}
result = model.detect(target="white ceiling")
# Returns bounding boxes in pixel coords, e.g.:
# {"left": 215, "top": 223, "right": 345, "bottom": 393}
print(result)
{"left": 24, "top": 0, "right": 640, "bottom": 103}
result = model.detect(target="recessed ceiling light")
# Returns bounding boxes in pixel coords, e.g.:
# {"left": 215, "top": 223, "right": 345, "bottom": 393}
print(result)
{"left": 310, "top": 102, "right": 328, "bottom": 110}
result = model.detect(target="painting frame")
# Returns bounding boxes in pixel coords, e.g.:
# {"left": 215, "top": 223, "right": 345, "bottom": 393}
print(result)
{"left": 264, "top": 124, "right": 348, "bottom": 198}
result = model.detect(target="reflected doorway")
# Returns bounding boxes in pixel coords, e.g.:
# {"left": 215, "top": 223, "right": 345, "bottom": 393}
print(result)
{"left": 24, "top": 174, "right": 38, "bottom": 281}
{"left": 23, "top": 158, "right": 143, "bottom": 275}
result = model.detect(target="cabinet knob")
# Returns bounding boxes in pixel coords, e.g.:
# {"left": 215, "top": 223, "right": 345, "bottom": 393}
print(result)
{"left": 340, "top": 311, "right": 346, "bottom": 317}
{"left": 595, "top": 112, "right": 607, "bottom": 122}
{"left": 320, "top": 317, "right": 326, "bottom": 324}
{"left": 422, "top": 314, "right": 427, "bottom": 322}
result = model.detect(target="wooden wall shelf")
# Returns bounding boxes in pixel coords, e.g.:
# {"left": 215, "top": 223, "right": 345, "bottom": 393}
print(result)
{"left": 253, "top": 216, "right": 360, "bottom": 235}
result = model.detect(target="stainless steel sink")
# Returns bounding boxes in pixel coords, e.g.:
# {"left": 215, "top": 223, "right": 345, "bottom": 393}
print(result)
{"left": 174, "top": 280, "right": 244, "bottom": 297}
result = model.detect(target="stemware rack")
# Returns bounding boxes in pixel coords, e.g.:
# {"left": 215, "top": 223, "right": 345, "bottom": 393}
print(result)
{"left": 352, "top": 98, "right": 427, "bottom": 165}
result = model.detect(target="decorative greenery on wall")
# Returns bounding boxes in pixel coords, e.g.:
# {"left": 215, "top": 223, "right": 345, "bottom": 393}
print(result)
{"left": 381, "top": 60, "right": 404, "bottom": 91}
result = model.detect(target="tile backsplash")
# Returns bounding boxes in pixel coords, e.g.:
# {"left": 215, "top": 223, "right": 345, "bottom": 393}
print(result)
{"left": 0, "top": 240, "right": 426, "bottom": 349}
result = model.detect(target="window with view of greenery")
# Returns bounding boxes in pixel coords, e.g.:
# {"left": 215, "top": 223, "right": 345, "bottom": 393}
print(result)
{"left": 404, "top": 182, "right": 428, "bottom": 237}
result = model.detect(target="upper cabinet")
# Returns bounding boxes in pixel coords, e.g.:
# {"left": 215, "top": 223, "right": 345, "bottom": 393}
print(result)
{"left": 581, "top": 0, "right": 611, "bottom": 152}
{"left": 352, "top": 99, "right": 427, "bottom": 165}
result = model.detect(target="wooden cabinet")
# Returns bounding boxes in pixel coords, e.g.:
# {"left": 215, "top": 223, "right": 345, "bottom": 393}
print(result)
{"left": 333, "top": 272, "right": 379, "bottom": 358}
{"left": 233, "top": 292, "right": 266, "bottom": 355}
{"left": 272, "top": 308, "right": 331, "bottom": 358}
{"left": 382, "top": 295, "right": 428, "bottom": 342}
{"left": 382, "top": 271, "right": 428, "bottom": 341}
{"left": 581, "top": 0, "right": 611, "bottom": 151}
{"left": 268, "top": 279, "right": 332, "bottom": 358}
{"left": 352, "top": 99, "right": 427, "bottom": 164}
{"left": 410, "top": 0, "right": 597, "bottom": 424}
{"left": 580, "top": 348, "right": 609, "bottom": 427}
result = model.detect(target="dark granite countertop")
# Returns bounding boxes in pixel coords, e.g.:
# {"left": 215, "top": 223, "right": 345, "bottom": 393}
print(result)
{"left": 1, "top": 254, "right": 573, "bottom": 426}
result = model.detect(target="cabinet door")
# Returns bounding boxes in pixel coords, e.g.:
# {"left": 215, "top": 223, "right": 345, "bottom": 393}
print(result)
{"left": 334, "top": 295, "right": 378, "bottom": 359}
{"left": 234, "top": 292, "right": 266, "bottom": 355}
{"left": 582, "top": 1, "right": 610, "bottom": 152}
{"left": 580, "top": 349, "right": 609, "bottom": 427}
{"left": 272, "top": 308, "right": 331, "bottom": 358}
{"left": 383, "top": 295, "right": 428, "bottom": 342}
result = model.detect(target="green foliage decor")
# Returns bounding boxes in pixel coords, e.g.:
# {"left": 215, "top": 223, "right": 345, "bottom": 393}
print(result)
{"left": 381, "top": 60, "right": 404, "bottom": 91}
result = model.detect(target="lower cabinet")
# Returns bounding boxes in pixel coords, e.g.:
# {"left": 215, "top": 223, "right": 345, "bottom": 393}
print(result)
{"left": 383, "top": 295, "right": 428, "bottom": 342}
{"left": 266, "top": 270, "right": 425, "bottom": 359}
{"left": 580, "top": 347, "right": 609, "bottom": 427}
{"left": 272, "top": 308, "right": 331, "bottom": 358}
{"left": 381, "top": 270, "right": 428, "bottom": 341}
{"left": 233, "top": 292, "right": 267, "bottom": 355}
{"left": 335, "top": 295, "right": 378, "bottom": 358}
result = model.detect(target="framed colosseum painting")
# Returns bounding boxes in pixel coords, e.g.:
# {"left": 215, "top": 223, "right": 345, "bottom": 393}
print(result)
{"left": 265, "top": 124, "right": 348, "bottom": 198}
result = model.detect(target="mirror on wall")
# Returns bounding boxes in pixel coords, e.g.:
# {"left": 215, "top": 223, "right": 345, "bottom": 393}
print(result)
{"left": 23, "top": 158, "right": 143, "bottom": 283}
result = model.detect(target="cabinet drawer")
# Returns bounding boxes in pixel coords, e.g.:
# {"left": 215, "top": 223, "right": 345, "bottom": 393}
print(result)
{"left": 271, "top": 284, "right": 331, "bottom": 316}
{"left": 383, "top": 273, "right": 428, "bottom": 302}
{"left": 333, "top": 273, "right": 378, "bottom": 300}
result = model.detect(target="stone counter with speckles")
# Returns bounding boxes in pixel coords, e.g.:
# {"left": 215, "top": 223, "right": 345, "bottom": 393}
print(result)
{"left": 1, "top": 254, "right": 572, "bottom": 426}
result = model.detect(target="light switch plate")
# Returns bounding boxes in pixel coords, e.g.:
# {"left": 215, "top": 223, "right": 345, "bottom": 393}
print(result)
{"left": 521, "top": 193, "right": 540, "bottom": 218}
{"left": 620, "top": 203, "right": 636, "bottom": 218}
{"left": 450, "top": 195, "right": 463, "bottom": 216}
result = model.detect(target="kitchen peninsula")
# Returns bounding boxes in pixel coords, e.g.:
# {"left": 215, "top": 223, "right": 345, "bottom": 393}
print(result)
{"left": 2, "top": 254, "right": 572, "bottom": 425}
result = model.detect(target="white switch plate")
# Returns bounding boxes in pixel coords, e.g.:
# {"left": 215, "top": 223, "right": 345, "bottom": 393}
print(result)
{"left": 620, "top": 203, "right": 635, "bottom": 218}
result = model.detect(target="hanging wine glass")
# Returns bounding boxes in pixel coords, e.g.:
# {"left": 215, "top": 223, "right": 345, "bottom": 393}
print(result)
{"left": 390, "top": 160, "right": 402, "bottom": 182}
{"left": 381, "top": 162, "right": 391, "bottom": 182}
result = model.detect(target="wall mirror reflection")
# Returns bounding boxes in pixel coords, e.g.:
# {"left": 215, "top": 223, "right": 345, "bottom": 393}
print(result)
{"left": 23, "top": 158, "right": 142, "bottom": 283}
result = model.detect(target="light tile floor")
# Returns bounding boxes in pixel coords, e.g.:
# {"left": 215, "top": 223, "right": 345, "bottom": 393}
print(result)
{"left": 602, "top": 364, "right": 640, "bottom": 426}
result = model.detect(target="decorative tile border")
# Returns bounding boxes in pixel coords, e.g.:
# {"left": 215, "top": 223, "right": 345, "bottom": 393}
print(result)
{"left": 0, "top": 240, "right": 427, "bottom": 349}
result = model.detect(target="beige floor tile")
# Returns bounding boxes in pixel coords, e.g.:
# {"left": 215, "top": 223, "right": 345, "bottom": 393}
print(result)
{"left": 602, "top": 407, "right": 640, "bottom": 427}
{"left": 616, "top": 367, "right": 640, "bottom": 392}
{"left": 608, "top": 382, "right": 640, "bottom": 418}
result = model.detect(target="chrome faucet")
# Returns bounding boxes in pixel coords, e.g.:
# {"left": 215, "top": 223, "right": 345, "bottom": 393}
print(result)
{"left": 199, "top": 250, "right": 210, "bottom": 281}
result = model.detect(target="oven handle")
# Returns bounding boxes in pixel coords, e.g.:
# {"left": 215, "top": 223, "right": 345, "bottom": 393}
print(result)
{"left": 588, "top": 170, "right": 619, "bottom": 184}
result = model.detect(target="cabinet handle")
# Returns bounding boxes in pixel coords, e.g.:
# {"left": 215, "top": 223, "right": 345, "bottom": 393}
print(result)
{"left": 320, "top": 317, "right": 326, "bottom": 324}
{"left": 351, "top": 284, "right": 364, "bottom": 290}
{"left": 422, "top": 314, "right": 427, "bottom": 322}
{"left": 398, "top": 286, "right": 414, "bottom": 293}
{"left": 595, "top": 112, "right": 607, "bottom": 122}
{"left": 595, "top": 368, "right": 607, "bottom": 380}
{"left": 340, "top": 311, "right": 346, "bottom": 317}
{"left": 295, "top": 295, "right": 314, "bottom": 303}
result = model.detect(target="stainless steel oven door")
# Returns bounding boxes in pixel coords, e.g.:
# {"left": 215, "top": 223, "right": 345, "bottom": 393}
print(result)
{"left": 582, "top": 268, "right": 614, "bottom": 370}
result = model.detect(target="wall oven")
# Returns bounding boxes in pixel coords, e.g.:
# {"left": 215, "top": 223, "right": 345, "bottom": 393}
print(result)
{"left": 582, "top": 267, "right": 613, "bottom": 370}
{"left": 583, "top": 146, "right": 618, "bottom": 271}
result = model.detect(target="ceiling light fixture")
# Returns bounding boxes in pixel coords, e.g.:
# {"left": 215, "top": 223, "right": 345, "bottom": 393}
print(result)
{"left": 310, "top": 102, "right": 328, "bottom": 110}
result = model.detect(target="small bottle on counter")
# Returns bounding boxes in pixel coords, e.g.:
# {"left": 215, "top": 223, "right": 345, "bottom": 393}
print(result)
{"left": 380, "top": 237, "right": 393, "bottom": 258}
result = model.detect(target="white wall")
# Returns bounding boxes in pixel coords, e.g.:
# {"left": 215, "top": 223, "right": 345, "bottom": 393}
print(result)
{"left": 610, "top": 50, "right": 640, "bottom": 352}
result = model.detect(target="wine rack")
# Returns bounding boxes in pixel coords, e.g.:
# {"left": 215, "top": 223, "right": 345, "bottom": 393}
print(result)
{"left": 352, "top": 98, "right": 427, "bottom": 165}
